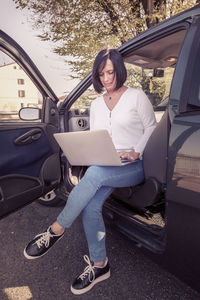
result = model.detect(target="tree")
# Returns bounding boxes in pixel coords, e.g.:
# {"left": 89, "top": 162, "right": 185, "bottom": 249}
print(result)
{"left": 13, "top": 0, "right": 198, "bottom": 78}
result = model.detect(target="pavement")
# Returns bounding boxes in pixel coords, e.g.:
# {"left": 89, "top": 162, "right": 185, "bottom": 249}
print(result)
{"left": 0, "top": 201, "right": 199, "bottom": 300}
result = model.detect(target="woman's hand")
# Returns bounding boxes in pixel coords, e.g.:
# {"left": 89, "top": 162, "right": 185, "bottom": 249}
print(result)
{"left": 118, "top": 149, "right": 140, "bottom": 162}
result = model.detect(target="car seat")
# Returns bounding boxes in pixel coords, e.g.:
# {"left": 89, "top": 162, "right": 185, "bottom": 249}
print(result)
{"left": 111, "top": 108, "right": 170, "bottom": 213}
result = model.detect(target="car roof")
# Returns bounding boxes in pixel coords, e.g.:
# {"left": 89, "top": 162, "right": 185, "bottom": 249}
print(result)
{"left": 119, "top": 4, "right": 200, "bottom": 69}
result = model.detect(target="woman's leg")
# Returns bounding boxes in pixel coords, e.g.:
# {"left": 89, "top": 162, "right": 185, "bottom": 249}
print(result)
{"left": 82, "top": 186, "right": 114, "bottom": 263}
{"left": 70, "top": 161, "right": 144, "bottom": 295}
{"left": 24, "top": 160, "right": 144, "bottom": 261}
{"left": 58, "top": 160, "right": 143, "bottom": 263}
{"left": 57, "top": 160, "right": 144, "bottom": 229}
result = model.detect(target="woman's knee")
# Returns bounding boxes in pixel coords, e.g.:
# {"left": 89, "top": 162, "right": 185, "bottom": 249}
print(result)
{"left": 85, "top": 166, "right": 102, "bottom": 178}
{"left": 83, "top": 166, "right": 105, "bottom": 187}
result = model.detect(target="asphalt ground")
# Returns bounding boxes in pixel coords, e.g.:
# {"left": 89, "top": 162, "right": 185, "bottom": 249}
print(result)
{"left": 0, "top": 201, "right": 199, "bottom": 300}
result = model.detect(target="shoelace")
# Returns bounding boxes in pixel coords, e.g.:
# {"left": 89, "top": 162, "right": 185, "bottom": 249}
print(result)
{"left": 34, "top": 228, "right": 53, "bottom": 248}
{"left": 79, "top": 255, "right": 95, "bottom": 282}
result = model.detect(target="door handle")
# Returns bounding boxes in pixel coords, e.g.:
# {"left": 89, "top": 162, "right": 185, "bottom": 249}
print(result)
{"left": 14, "top": 129, "right": 42, "bottom": 146}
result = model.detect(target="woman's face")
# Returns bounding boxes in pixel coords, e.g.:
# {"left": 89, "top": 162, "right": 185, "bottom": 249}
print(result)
{"left": 99, "top": 59, "right": 116, "bottom": 93}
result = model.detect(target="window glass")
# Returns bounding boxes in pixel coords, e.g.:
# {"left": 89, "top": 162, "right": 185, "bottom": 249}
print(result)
{"left": 125, "top": 64, "right": 174, "bottom": 105}
{"left": 71, "top": 88, "right": 98, "bottom": 110}
{"left": 125, "top": 63, "right": 174, "bottom": 122}
{"left": 0, "top": 51, "right": 43, "bottom": 122}
{"left": 188, "top": 40, "right": 200, "bottom": 107}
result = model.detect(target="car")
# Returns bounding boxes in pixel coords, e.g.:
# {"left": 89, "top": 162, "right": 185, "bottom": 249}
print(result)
{"left": 1, "top": 4, "right": 200, "bottom": 293}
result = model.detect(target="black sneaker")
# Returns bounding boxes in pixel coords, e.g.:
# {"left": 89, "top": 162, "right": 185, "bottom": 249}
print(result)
{"left": 71, "top": 255, "right": 110, "bottom": 295}
{"left": 23, "top": 227, "right": 64, "bottom": 259}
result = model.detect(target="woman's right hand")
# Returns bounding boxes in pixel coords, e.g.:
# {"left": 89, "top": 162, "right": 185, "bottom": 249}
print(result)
{"left": 118, "top": 149, "right": 140, "bottom": 162}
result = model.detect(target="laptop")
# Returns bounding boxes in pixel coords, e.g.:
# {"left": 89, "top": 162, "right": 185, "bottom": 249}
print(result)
{"left": 53, "top": 129, "right": 132, "bottom": 166}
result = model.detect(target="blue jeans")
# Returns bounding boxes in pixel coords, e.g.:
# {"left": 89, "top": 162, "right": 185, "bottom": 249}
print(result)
{"left": 57, "top": 160, "right": 144, "bottom": 262}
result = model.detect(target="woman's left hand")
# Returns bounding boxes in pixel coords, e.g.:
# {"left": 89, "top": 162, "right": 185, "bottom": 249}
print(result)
{"left": 118, "top": 149, "right": 140, "bottom": 162}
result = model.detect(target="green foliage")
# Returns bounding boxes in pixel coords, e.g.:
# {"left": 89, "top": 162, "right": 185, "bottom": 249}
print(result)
{"left": 13, "top": 0, "right": 197, "bottom": 108}
{"left": 125, "top": 64, "right": 167, "bottom": 106}
{"left": 13, "top": 0, "right": 198, "bottom": 79}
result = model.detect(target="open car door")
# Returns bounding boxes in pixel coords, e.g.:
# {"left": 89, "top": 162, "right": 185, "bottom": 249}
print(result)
{"left": 0, "top": 30, "right": 61, "bottom": 218}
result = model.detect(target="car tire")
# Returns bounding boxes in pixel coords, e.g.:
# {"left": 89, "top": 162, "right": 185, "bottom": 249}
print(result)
{"left": 37, "top": 189, "right": 67, "bottom": 207}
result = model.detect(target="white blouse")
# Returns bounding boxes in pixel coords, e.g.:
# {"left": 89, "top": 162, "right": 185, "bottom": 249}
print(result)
{"left": 90, "top": 87, "right": 156, "bottom": 156}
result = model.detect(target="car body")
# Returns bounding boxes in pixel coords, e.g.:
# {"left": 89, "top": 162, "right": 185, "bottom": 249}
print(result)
{"left": 1, "top": 4, "right": 200, "bottom": 293}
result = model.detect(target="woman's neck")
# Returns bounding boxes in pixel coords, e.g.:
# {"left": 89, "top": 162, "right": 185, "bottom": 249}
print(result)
{"left": 105, "top": 85, "right": 127, "bottom": 99}
{"left": 103, "top": 86, "right": 128, "bottom": 111}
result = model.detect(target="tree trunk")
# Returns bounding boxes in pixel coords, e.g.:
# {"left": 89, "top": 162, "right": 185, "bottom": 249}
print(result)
{"left": 141, "top": 0, "right": 166, "bottom": 28}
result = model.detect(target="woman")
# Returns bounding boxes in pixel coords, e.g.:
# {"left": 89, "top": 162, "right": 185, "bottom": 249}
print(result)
{"left": 24, "top": 49, "right": 156, "bottom": 295}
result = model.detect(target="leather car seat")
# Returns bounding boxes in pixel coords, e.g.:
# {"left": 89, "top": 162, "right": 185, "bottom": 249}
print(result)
{"left": 112, "top": 108, "right": 170, "bottom": 212}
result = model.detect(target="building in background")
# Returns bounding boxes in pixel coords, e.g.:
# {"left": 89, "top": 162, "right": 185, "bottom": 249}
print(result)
{"left": 0, "top": 62, "right": 42, "bottom": 120}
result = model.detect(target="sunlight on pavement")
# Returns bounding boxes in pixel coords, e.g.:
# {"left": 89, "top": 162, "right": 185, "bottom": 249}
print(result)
{"left": 3, "top": 286, "right": 32, "bottom": 300}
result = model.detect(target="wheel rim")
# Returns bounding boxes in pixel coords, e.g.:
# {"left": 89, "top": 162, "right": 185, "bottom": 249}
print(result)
{"left": 39, "top": 190, "right": 56, "bottom": 202}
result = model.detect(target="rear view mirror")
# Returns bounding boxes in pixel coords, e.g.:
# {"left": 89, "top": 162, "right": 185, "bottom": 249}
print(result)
{"left": 153, "top": 69, "right": 164, "bottom": 77}
{"left": 19, "top": 107, "right": 41, "bottom": 121}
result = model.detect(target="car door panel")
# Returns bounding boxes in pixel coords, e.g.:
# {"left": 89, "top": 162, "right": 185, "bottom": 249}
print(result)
{"left": 0, "top": 175, "right": 42, "bottom": 217}
{"left": 0, "top": 29, "right": 61, "bottom": 217}
{"left": 0, "top": 123, "right": 61, "bottom": 218}
{"left": 14, "top": 128, "right": 42, "bottom": 146}
{"left": 0, "top": 126, "right": 53, "bottom": 177}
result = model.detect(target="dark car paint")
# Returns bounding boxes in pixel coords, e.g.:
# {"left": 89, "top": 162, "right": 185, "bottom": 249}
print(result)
{"left": 105, "top": 12, "right": 200, "bottom": 292}
{"left": 163, "top": 17, "right": 200, "bottom": 291}
{"left": 103, "top": 13, "right": 200, "bottom": 292}
{"left": 1, "top": 4, "right": 200, "bottom": 293}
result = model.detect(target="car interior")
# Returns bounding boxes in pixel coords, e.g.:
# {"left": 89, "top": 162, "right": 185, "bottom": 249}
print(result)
{"left": 62, "top": 27, "right": 188, "bottom": 253}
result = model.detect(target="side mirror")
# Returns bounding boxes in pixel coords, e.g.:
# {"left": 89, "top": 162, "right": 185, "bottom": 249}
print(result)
{"left": 19, "top": 107, "right": 41, "bottom": 121}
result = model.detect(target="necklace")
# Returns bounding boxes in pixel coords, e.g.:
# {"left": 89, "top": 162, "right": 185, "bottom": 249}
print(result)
{"left": 107, "top": 87, "right": 121, "bottom": 101}
{"left": 107, "top": 86, "right": 125, "bottom": 101}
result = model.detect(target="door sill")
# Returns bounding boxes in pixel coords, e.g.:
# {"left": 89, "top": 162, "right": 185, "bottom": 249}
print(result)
{"left": 103, "top": 197, "right": 166, "bottom": 254}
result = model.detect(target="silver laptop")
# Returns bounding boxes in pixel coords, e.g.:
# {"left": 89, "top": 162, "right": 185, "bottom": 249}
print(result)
{"left": 53, "top": 129, "right": 131, "bottom": 166}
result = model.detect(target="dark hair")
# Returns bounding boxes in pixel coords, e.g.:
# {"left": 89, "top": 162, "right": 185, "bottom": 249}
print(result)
{"left": 92, "top": 49, "right": 127, "bottom": 93}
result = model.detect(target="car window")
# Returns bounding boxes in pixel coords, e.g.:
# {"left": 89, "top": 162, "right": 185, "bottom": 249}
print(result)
{"left": 125, "top": 64, "right": 174, "bottom": 107}
{"left": 70, "top": 88, "right": 97, "bottom": 110}
{"left": 125, "top": 63, "right": 174, "bottom": 122}
{"left": 0, "top": 51, "right": 43, "bottom": 123}
{"left": 188, "top": 40, "right": 200, "bottom": 108}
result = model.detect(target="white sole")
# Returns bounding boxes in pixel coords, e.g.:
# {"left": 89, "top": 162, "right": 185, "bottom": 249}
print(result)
{"left": 70, "top": 270, "right": 111, "bottom": 295}
{"left": 23, "top": 234, "right": 64, "bottom": 260}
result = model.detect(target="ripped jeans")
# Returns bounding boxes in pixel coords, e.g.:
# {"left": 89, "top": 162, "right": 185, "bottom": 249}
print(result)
{"left": 57, "top": 160, "right": 144, "bottom": 262}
